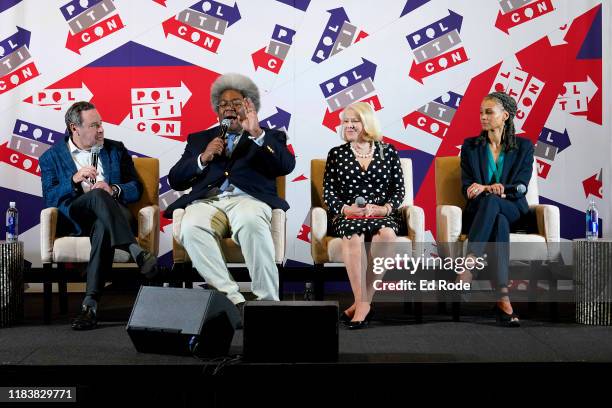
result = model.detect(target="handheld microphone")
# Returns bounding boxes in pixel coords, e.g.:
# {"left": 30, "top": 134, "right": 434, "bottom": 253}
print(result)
{"left": 89, "top": 144, "right": 101, "bottom": 185}
{"left": 501, "top": 183, "right": 526, "bottom": 198}
{"left": 219, "top": 118, "right": 232, "bottom": 141}
{"left": 355, "top": 196, "right": 367, "bottom": 208}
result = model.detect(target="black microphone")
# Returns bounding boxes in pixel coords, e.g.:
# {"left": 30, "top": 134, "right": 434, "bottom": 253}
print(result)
{"left": 501, "top": 183, "right": 526, "bottom": 198}
{"left": 219, "top": 118, "right": 231, "bottom": 140}
{"left": 355, "top": 196, "right": 367, "bottom": 208}
{"left": 89, "top": 144, "right": 101, "bottom": 185}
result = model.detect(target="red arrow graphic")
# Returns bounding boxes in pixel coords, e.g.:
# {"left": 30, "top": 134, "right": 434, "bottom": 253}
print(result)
{"left": 582, "top": 173, "right": 602, "bottom": 198}
{"left": 66, "top": 14, "right": 125, "bottom": 55}
{"left": 409, "top": 46, "right": 468, "bottom": 83}
{"left": 495, "top": 0, "right": 555, "bottom": 34}
{"left": 251, "top": 47, "right": 283, "bottom": 73}
{"left": 322, "top": 95, "right": 382, "bottom": 132}
{"left": 0, "top": 142, "right": 41, "bottom": 176}
{"left": 162, "top": 17, "right": 221, "bottom": 53}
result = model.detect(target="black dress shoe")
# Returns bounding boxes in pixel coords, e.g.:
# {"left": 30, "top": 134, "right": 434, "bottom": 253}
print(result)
{"left": 136, "top": 250, "right": 159, "bottom": 279}
{"left": 347, "top": 307, "right": 373, "bottom": 330}
{"left": 71, "top": 305, "right": 97, "bottom": 330}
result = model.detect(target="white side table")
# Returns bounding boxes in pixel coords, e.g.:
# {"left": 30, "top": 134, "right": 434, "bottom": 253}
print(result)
{"left": 574, "top": 239, "right": 612, "bottom": 325}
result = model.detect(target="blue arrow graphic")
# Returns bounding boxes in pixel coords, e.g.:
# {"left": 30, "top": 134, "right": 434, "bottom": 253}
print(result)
{"left": 260, "top": 107, "right": 291, "bottom": 131}
{"left": 0, "top": 26, "right": 31, "bottom": 57}
{"left": 400, "top": 0, "right": 431, "bottom": 18}
{"left": 538, "top": 127, "right": 571, "bottom": 153}
{"left": 190, "top": 0, "right": 241, "bottom": 27}
{"left": 319, "top": 58, "right": 377, "bottom": 98}
{"left": 406, "top": 9, "right": 463, "bottom": 50}
{"left": 276, "top": 0, "right": 310, "bottom": 12}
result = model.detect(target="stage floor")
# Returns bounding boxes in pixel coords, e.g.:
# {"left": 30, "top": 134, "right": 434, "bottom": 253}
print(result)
{"left": 2, "top": 291, "right": 612, "bottom": 365}
{"left": 1, "top": 290, "right": 611, "bottom": 406}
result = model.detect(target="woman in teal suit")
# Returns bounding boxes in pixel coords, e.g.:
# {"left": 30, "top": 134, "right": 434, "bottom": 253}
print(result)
{"left": 459, "top": 92, "right": 534, "bottom": 327}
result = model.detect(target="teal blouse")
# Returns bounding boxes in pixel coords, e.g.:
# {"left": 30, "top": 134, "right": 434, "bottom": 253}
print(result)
{"left": 486, "top": 146, "right": 505, "bottom": 184}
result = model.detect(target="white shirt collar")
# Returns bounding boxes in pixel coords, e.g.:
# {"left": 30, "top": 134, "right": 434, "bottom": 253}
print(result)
{"left": 68, "top": 137, "right": 90, "bottom": 154}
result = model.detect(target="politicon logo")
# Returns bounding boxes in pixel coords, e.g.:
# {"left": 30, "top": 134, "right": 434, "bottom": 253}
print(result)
{"left": 61, "top": 0, "right": 126, "bottom": 54}
{"left": 319, "top": 58, "right": 380, "bottom": 132}
{"left": 0, "top": 27, "right": 39, "bottom": 95}
{"left": 407, "top": 10, "right": 468, "bottom": 83}
{"left": 162, "top": 0, "right": 241, "bottom": 54}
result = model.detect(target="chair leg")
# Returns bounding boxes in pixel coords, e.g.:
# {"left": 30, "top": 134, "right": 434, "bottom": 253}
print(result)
{"left": 313, "top": 264, "right": 325, "bottom": 300}
{"left": 527, "top": 261, "right": 542, "bottom": 318}
{"left": 58, "top": 281, "right": 68, "bottom": 315}
{"left": 451, "top": 299, "right": 461, "bottom": 322}
{"left": 548, "top": 264, "right": 559, "bottom": 322}
{"left": 52, "top": 263, "right": 68, "bottom": 315}
{"left": 277, "top": 264, "right": 284, "bottom": 301}
{"left": 43, "top": 263, "right": 53, "bottom": 324}
{"left": 414, "top": 301, "right": 423, "bottom": 324}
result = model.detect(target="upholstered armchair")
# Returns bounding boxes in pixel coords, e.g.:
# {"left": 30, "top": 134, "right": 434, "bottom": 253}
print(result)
{"left": 435, "top": 156, "right": 561, "bottom": 318}
{"left": 310, "top": 158, "right": 426, "bottom": 299}
{"left": 171, "top": 177, "right": 287, "bottom": 294}
{"left": 39, "top": 157, "right": 160, "bottom": 323}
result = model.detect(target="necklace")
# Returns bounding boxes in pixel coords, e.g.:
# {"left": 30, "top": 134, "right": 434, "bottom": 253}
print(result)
{"left": 350, "top": 142, "right": 374, "bottom": 158}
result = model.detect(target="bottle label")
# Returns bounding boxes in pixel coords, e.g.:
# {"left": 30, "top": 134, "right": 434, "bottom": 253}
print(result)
{"left": 7, "top": 215, "right": 16, "bottom": 235}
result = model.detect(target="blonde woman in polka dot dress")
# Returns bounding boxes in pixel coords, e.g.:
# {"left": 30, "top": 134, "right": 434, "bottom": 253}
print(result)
{"left": 323, "top": 102, "right": 405, "bottom": 329}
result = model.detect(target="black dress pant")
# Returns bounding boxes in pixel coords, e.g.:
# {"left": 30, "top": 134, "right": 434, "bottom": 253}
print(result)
{"left": 465, "top": 194, "right": 521, "bottom": 288}
{"left": 70, "top": 189, "right": 137, "bottom": 300}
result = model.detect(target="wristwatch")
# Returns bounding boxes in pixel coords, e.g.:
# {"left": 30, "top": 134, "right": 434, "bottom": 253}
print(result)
{"left": 111, "top": 184, "right": 120, "bottom": 199}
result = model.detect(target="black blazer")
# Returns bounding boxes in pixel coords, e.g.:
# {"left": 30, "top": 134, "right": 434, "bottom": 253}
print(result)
{"left": 460, "top": 136, "right": 534, "bottom": 228}
{"left": 164, "top": 126, "right": 295, "bottom": 217}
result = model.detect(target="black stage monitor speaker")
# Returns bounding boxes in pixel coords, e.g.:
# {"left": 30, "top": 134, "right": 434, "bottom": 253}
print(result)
{"left": 127, "top": 286, "right": 240, "bottom": 357}
{"left": 243, "top": 301, "right": 339, "bottom": 362}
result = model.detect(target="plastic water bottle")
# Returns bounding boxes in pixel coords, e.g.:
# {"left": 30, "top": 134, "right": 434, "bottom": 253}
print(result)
{"left": 586, "top": 198, "right": 599, "bottom": 241}
{"left": 6, "top": 202, "right": 18, "bottom": 242}
{"left": 303, "top": 282, "right": 314, "bottom": 301}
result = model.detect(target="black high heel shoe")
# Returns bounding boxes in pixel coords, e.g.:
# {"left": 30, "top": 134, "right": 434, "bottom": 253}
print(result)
{"left": 494, "top": 304, "right": 520, "bottom": 327}
{"left": 339, "top": 310, "right": 352, "bottom": 324}
{"left": 347, "top": 307, "right": 374, "bottom": 330}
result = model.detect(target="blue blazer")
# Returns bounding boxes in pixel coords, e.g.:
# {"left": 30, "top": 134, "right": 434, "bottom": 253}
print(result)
{"left": 460, "top": 136, "right": 534, "bottom": 229}
{"left": 39, "top": 136, "right": 142, "bottom": 236}
{"left": 165, "top": 126, "right": 295, "bottom": 217}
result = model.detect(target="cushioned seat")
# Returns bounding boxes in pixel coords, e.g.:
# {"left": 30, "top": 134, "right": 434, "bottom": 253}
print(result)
{"left": 310, "top": 158, "right": 425, "bottom": 299}
{"left": 39, "top": 158, "right": 160, "bottom": 322}
{"left": 171, "top": 177, "right": 287, "bottom": 292}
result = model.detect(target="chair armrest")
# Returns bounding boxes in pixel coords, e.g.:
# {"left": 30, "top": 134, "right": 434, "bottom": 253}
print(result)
{"left": 436, "top": 205, "right": 462, "bottom": 243}
{"left": 40, "top": 207, "right": 58, "bottom": 264}
{"left": 138, "top": 205, "right": 159, "bottom": 255}
{"left": 530, "top": 204, "right": 560, "bottom": 242}
{"left": 530, "top": 204, "right": 561, "bottom": 261}
{"left": 310, "top": 207, "right": 328, "bottom": 265}
{"left": 172, "top": 208, "right": 187, "bottom": 263}
{"left": 271, "top": 209, "right": 286, "bottom": 264}
{"left": 401, "top": 205, "right": 425, "bottom": 257}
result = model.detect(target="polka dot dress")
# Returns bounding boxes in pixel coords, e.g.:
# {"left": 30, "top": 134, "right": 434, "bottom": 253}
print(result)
{"left": 323, "top": 142, "right": 405, "bottom": 238}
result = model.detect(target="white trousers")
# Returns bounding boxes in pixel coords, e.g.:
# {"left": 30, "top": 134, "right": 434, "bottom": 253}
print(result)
{"left": 179, "top": 195, "right": 279, "bottom": 304}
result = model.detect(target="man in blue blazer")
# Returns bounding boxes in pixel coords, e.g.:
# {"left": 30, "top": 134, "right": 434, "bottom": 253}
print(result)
{"left": 165, "top": 73, "right": 295, "bottom": 309}
{"left": 40, "top": 101, "right": 158, "bottom": 330}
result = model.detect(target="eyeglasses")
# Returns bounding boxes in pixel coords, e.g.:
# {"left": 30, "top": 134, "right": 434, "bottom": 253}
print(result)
{"left": 217, "top": 99, "right": 244, "bottom": 110}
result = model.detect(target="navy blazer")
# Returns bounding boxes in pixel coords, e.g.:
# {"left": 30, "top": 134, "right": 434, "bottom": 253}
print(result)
{"left": 460, "top": 136, "right": 534, "bottom": 227}
{"left": 39, "top": 136, "right": 142, "bottom": 236}
{"left": 164, "top": 126, "right": 296, "bottom": 217}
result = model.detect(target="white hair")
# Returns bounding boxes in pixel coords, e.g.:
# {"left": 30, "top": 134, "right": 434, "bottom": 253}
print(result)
{"left": 210, "top": 73, "right": 261, "bottom": 112}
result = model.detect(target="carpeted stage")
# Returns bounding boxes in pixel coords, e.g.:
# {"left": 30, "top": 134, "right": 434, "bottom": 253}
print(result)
{"left": 1, "top": 289, "right": 611, "bottom": 405}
